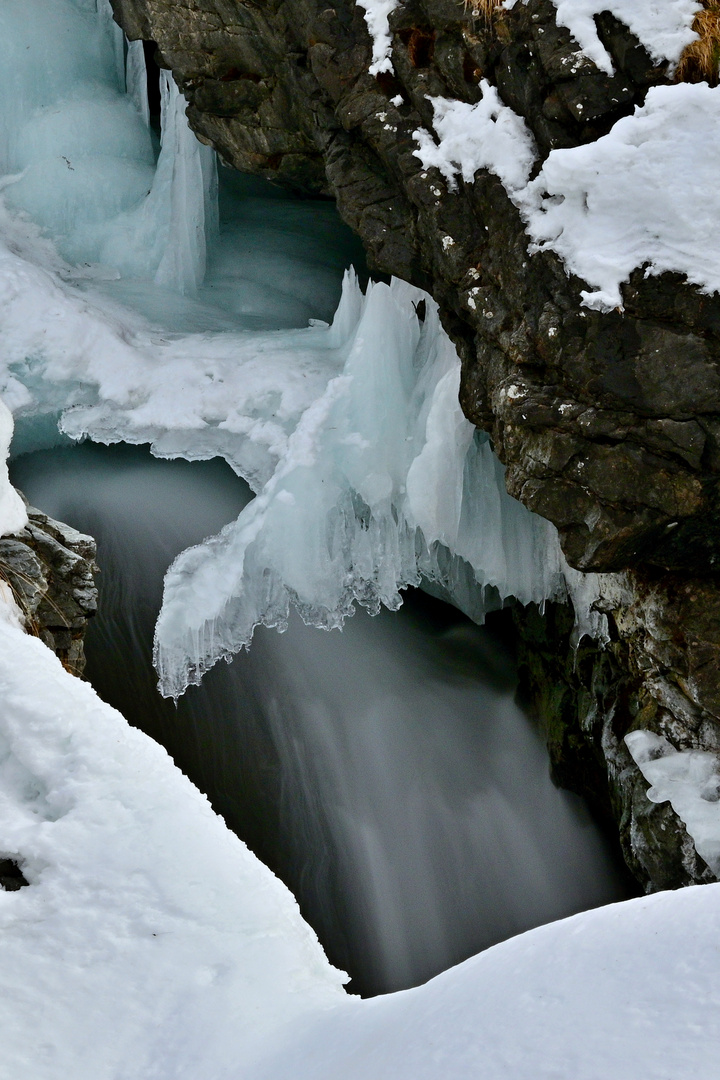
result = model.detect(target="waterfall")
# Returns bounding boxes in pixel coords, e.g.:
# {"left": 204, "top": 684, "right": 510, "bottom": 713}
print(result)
{"left": 12, "top": 442, "right": 631, "bottom": 996}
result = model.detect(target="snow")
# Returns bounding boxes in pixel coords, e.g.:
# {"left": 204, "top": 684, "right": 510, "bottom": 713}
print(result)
{"left": 356, "top": 0, "right": 399, "bottom": 75}
{"left": 0, "top": 397, "right": 27, "bottom": 535}
{"left": 414, "top": 79, "right": 720, "bottom": 312}
{"left": 412, "top": 82, "right": 537, "bottom": 193}
{"left": 1, "top": 584, "right": 719, "bottom": 1078}
{"left": 626, "top": 730, "right": 720, "bottom": 875}
{"left": 522, "top": 82, "right": 720, "bottom": 310}
{"left": 504, "top": 0, "right": 700, "bottom": 75}
{"left": 0, "top": 613, "right": 347, "bottom": 1080}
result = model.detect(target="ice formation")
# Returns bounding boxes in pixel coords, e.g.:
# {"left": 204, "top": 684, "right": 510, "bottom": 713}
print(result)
{"left": 0, "top": 0, "right": 612, "bottom": 702}
{"left": 0, "top": 399, "right": 27, "bottom": 536}
{"left": 626, "top": 730, "right": 720, "bottom": 876}
{"left": 153, "top": 275, "right": 601, "bottom": 699}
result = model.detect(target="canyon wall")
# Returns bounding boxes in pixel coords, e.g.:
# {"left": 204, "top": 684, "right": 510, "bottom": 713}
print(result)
{"left": 109, "top": 0, "right": 720, "bottom": 890}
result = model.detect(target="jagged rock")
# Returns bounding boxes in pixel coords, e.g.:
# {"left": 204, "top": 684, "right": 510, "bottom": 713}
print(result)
{"left": 0, "top": 502, "right": 98, "bottom": 677}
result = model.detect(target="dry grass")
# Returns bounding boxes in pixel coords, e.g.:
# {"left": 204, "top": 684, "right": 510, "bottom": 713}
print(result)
{"left": 676, "top": 2, "right": 720, "bottom": 85}
{"left": 465, "top": 0, "right": 505, "bottom": 25}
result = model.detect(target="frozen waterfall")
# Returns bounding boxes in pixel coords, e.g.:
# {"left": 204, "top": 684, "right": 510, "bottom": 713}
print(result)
{"left": 0, "top": 1, "right": 610, "bottom": 699}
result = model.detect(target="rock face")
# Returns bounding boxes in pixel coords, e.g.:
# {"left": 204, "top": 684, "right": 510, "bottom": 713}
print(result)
{"left": 0, "top": 503, "right": 98, "bottom": 677}
{"left": 109, "top": 0, "right": 720, "bottom": 890}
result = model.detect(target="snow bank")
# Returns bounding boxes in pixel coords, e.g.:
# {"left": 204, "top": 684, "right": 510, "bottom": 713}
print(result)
{"left": 255, "top": 880, "right": 720, "bottom": 1080}
{"left": 4, "top": 583, "right": 720, "bottom": 1079}
{"left": 415, "top": 79, "right": 720, "bottom": 312}
{"left": 626, "top": 730, "right": 720, "bottom": 875}
{"left": 505, "top": 0, "right": 699, "bottom": 74}
{"left": 0, "top": 616, "right": 346, "bottom": 1080}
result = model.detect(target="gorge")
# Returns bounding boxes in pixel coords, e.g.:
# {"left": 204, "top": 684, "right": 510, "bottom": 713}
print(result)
{"left": 0, "top": 1, "right": 719, "bottom": 1078}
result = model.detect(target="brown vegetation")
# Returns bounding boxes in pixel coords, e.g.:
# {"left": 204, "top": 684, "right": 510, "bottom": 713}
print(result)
{"left": 676, "top": 2, "right": 720, "bottom": 86}
{"left": 466, "top": 0, "right": 505, "bottom": 25}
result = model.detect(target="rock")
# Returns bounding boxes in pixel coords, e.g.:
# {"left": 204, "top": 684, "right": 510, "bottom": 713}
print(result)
{"left": 1, "top": 501, "right": 98, "bottom": 678}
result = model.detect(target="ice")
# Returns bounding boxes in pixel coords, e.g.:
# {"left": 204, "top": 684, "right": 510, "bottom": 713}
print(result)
{"left": 153, "top": 276, "right": 602, "bottom": 699}
{"left": 125, "top": 39, "right": 150, "bottom": 127}
{"left": 0, "top": 0, "right": 612, "bottom": 699}
{"left": 626, "top": 730, "right": 720, "bottom": 875}
{"left": 504, "top": 0, "right": 700, "bottom": 75}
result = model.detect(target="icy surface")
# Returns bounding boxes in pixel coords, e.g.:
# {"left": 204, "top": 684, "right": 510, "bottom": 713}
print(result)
{"left": 0, "top": 0, "right": 610, "bottom": 693}
{"left": 504, "top": 0, "right": 699, "bottom": 74}
{"left": 626, "top": 730, "right": 720, "bottom": 875}
{"left": 356, "top": 0, "right": 399, "bottom": 75}
{"left": 415, "top": 79, "right": 720, "bottom": 311}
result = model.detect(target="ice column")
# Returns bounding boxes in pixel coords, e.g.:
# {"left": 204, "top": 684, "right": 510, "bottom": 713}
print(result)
{"left": 96, "top": 0, "right": 126, "bottom": 93}
{"left": 153, "top": 73, "right": 218, "bottom": 294}
{"left": 126, "top": 40, "right": 150, "bottom": 127}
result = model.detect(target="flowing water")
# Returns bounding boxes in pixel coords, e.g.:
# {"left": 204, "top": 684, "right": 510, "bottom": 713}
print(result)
{"left": 12, "top": 442, "right": 631, "bottom": 996}
{"left": 4, "top": 0, "right": 631, "bottom": 998}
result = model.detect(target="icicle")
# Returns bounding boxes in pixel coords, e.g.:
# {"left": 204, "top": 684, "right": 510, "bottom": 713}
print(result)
{"left": 96, "top": 0, "right": 126, "bottom": 93}
{"left": 153, "top": 72, "right": 218, "bottom": 294}
{"left": 125, "top": 40, "right": 150, "bottom": 127}
{"left": 153, "top": 279, "right": 587, "bottom": 699}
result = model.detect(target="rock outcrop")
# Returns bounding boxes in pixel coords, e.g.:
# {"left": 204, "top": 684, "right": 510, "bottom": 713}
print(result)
{"left": 108, "top": 0, "right": 720, "bottom": 891}
{"left": 0, "top": 503, "right": 98, "bottom": 677}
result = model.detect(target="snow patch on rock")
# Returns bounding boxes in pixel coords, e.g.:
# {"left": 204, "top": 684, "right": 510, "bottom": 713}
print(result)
{"left": 505, "top": 0, "right": 700, "bottom": 74}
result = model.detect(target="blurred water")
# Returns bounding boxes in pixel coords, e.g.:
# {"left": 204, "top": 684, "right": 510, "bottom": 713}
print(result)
{"left": 12, "top": 442, "right": 631, "bottom": 996}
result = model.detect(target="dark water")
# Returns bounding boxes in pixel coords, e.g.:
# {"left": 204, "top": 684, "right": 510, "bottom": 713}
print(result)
{"left": 12, "top": 442, "right": 632, "bottom": 996}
